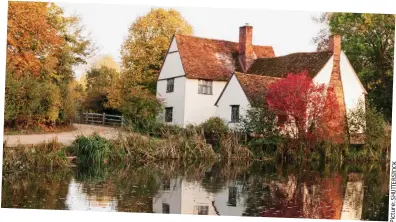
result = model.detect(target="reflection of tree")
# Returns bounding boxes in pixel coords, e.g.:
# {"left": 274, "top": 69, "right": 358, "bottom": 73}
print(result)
{"left": 242, "top": 166, "right": 345, "bottom": 219}
{"left": 360, "top": 164, "right": 389, "bottom": 221}
{"left": 1, "top": 170, "right": 73, "bottom": 209}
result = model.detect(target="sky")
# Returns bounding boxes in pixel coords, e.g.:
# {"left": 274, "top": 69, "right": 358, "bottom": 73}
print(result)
{"left": 57, "top": 2, "right": 326, "bottom": 78}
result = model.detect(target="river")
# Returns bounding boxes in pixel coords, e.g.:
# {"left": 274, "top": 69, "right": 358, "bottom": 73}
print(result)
{"left": 1, "top": 160, "right": 389, "bottom": 220}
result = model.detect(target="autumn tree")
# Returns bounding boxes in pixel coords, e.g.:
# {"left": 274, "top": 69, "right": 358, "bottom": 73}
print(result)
{"left": 84, "top": 66, "right": 119, "bottom": 114}
{"left": 313, "top": 13, "right": 394, "bottom": 121}
{"left": 107, "top": 8, "right": 193, "bottom": 130}
{"left": 265, "top": 71, "right": 341, "bottom": 143}
{"left": 5, "top": 2, "right": 94, "bottom": 129}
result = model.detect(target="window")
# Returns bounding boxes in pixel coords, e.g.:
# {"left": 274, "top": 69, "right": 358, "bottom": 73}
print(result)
{"left": 227, "top": 186, "right": 237, "bottom": 207}
{"left": 162, "top": 179, "right": 170, "bottom": 191}
{"left": 231, "top": 105, "right": 240, "bottom": 122}
{"left": 166, "top": 78, "right": 174, "bottom": 93}
{"left": 194, "top": 206, "right": 209, "bottom": 215}
{"left": 198, "top": 80, "right": 213, "bottom": 95}
{"left": 165, "top": 107, "right": 173, "bottom": 122}
{"left": 162, "top": 203, "right": 170, "bottom": 214}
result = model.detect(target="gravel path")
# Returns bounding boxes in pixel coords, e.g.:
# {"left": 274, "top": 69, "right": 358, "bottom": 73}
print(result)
{"left": 3, "top": 124, "right": 120, "bottom": 147}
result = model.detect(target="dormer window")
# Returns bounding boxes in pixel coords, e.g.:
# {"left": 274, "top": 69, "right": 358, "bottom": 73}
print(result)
{"left": 198, "top": 80, "right": 213, "bottom": 95}
{"left": 166, "top": 78, "right": 174, "bottom": 93}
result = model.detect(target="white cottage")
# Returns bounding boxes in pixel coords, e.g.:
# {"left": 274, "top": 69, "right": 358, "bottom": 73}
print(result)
{"left": 156, "top": 25, "right": 367, "bottom": 143}
{"left": 156, "top": 25, "right": 274, "bottom": 126}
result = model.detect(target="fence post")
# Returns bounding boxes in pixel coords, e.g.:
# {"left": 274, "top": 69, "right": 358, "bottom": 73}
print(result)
{"left": 103, "top": 113, "right": 105, "bottom": 125}
{"left": 121, "top": 116, "right": 124, "bottom": 127}
{"left": 85, "top": 113, "right": 88, "bottom": 124}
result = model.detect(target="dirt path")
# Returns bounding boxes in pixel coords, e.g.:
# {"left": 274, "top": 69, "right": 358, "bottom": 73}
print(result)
{"left": 3, "top": 124, "right": 120, "bottom": 147}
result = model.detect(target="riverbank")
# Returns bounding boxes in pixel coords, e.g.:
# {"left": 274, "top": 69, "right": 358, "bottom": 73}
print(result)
{"left": 1, "top": 159, "right": 389, "bottom": 220}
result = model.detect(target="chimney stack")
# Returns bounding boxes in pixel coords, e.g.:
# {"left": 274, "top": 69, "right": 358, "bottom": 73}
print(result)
{"left": 327, "top": 34, "right": 347, "bottom": 144}
{"left": 239, "top": 24, "right": 255, "bottom": 72}
{"left": 328, "top": 34, "right": 342, "bottom": 61}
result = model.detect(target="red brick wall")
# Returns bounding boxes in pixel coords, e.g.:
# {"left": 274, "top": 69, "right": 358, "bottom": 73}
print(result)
{"left": 327, "top": 35, "right": 347, "bottom": 144}
{"left": 239, "top": 25, "right": 255, "bottom": 72}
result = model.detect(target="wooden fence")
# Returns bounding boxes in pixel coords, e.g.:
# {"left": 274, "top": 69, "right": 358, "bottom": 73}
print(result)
{"left": 79, "top": 112, "right": 123, "bottom": 126}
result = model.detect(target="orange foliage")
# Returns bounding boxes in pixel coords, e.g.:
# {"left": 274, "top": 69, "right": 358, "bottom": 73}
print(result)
{"left": 7, "top": 2, "right": 63, "bottom": 78}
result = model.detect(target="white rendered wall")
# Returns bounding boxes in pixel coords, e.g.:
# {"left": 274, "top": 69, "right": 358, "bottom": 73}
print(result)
{"left": 215, "top": 75, "right": 250, "bottom": 129}
{"left": 156, "top": 36, "right": 187, "bottom": 126}
{"left": 156, "top": 77, "right": 186, "bottom": 126}
{"left": 184, "top": 79, "right": 227, "bottom": 126}
{"left": 157, "top": 38, "right": 184, "bottom": 80}
{"left": 180, "top": 181, "right": 217, "bottom": 215}
{"left": 313, "top": 57, "right": 333, "bottom": 85}
{"left": 340, "top": 52, "right": 366, "bottom": 133}
{"left": 213, "top": 183, "right": 247, "bottom": 216}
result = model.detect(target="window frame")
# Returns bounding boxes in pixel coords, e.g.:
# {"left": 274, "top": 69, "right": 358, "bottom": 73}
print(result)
{"left": 162, "top": 203, "right": 170, "bottom": 214}
{"left": 227, "top": 186, "right": 237, "bottom": 207}
{"left": 194, "top": 205, "right": 209, "bottom": 215}
{"left": 230, "top": 105, "right": 240, "bottom": 123}
{"left": 165, "top": 107, "right": 173, "bottom": 123}
{"left": 166, "top": 78, "right": 174, "bottom": 93}
{"left": 198, "top": 79, "right": 213, "bottom": 95}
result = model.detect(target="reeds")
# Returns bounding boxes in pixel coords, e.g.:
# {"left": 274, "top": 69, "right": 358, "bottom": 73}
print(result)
{"left": 2, "top": 139, "right": 69, "bottom": 173}
{"left": 70, "top": 133, "right": 112, "bottom": 165}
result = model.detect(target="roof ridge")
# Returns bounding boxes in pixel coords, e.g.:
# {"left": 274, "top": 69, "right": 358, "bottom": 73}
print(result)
{"left": 235, "top": 72, "right": 282, "bottom": 79}
{"left": 256, "top": 50, "right": 332, "bottom": 61}
{"left": 175, "top": 33, "right": 272, "bottom": 48}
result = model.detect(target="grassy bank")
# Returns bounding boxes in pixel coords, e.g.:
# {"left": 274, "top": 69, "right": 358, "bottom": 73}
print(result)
{"left": 2, "top": 139, "right": 70, "bottom": 172}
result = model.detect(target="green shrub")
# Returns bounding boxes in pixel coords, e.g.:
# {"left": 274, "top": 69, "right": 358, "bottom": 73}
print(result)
{"left": 70, "top": 134, "right": 113, "bottom": 165}
{"left": 198, "top": 117, "right": 229, "bottom": 150}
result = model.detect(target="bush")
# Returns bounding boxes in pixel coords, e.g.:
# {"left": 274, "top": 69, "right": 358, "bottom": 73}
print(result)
{"left": 70, "top": 134, "right": 113, "bottom": 165}
{"left": 347, "top": 100, "right": 390, "bottom": 161}
{"left": 198, "top": 117, "right": 229, "bottom": 150}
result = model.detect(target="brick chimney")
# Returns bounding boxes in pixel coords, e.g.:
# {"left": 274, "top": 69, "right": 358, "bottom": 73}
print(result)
{"left": 239, "top": 24, "right": 255, "bottom": 72}
{"left": 327, "top": 34, "right": 347, "bottom": 144}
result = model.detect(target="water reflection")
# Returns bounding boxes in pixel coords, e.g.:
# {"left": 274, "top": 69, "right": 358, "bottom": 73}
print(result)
{"left": 2, "top": 161, "right": 389, "bottom": 220}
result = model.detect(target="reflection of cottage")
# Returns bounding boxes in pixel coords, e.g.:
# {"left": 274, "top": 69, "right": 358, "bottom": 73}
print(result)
{"left": 157, "top": 25, "right": 367, "bottom": 143}
{"left": 340, "top": 173, "right": 364, "bottom": 220}
{"left": 152, "top": 178, "right": 247, "bottom": 216}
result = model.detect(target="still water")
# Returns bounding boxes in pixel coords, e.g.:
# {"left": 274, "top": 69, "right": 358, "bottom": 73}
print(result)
{"left": 2, "top": 161, "right": 389, "bottom": 220}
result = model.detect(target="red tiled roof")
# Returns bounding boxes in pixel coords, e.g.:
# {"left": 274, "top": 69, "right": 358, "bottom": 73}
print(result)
{"left": 247, "top": 51, "right": 333, "bottom": 78}
{"left": 235, "top": 72, "right": 280, "bottom": 105}
{"left": 175, "top": 34, "right": 275, "bottom": 81}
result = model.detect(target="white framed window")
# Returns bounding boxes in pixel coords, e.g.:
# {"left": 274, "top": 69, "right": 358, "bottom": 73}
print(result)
{"left": 165, "top": 107, "right": 173, "bottom": 122}
{"left": 194, "top": 205, "right": 209, "bottom": 215}
{"left": 231, "top": 105, "right": 240, "bottom": 123}
{"left": 166, "top": 78, "right": 174, "bottom": 93}
{"left": 198, "top": 80, "right": 213, "bottom": 95}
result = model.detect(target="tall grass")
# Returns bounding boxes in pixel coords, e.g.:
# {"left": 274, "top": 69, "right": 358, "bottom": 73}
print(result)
{"left": 2, "top": 139, "right": 69, "bottom": 172}
{"left": 70, "top": 133, "right": 112, "bottom": 165}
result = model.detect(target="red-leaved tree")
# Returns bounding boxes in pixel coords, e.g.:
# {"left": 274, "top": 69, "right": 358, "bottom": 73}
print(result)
{"left": 265, "top": 70, "right": 341, "bottom": 142}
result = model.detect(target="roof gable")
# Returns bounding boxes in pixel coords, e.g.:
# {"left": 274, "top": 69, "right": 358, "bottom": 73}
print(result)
{"left": 175, "top": 34, "right": 275, "bottom": 81}
{"left": 247, "top": 51, "right": 333, "bottom": 78}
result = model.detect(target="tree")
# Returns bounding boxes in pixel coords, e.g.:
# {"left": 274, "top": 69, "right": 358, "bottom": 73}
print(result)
{"left": 84, "top": 66, "right": 118, "bottom": 113}
{"left": 107, "top": 8, "right": 193, "bottom": 130}
{"left": 313, "top": 13, "right": 394, "bottom": 121}
{"left": 5, "top": 2, "right": 94, "bottom": 129}
{"left": 265, "top": 71, "right": 341, "bottom": 143}
{"left": 92, "top": 55, "right": 120, "bottom": 72}
{"left": 118, "top": 8, "right": 193, "bottom": 94}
